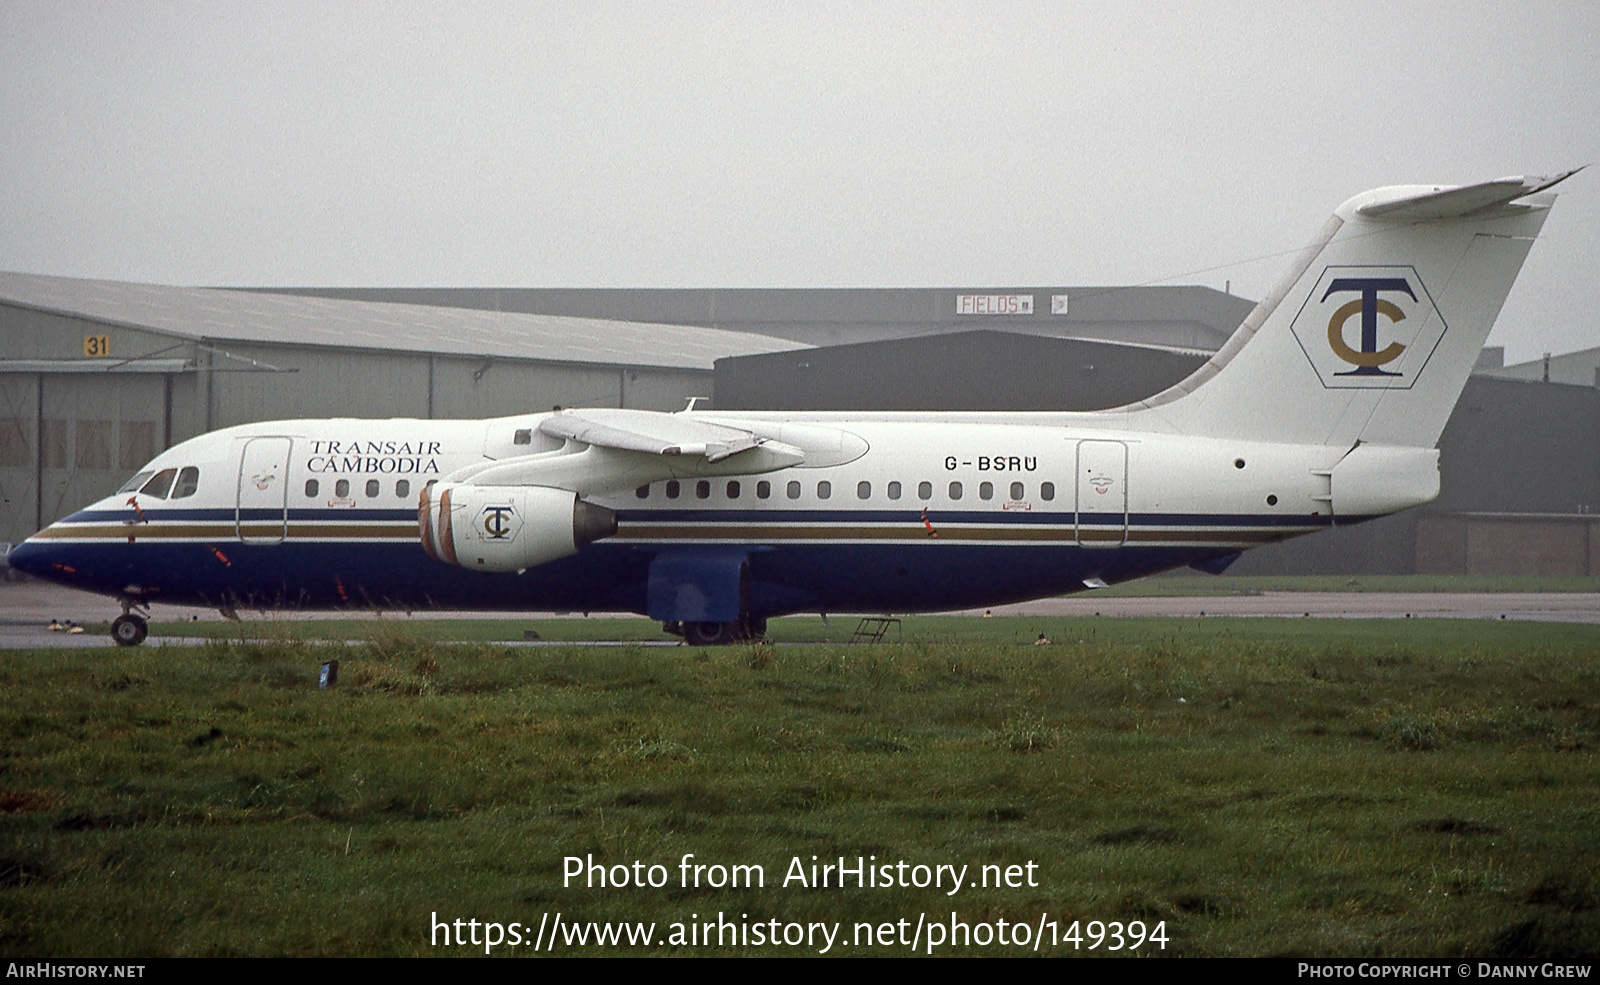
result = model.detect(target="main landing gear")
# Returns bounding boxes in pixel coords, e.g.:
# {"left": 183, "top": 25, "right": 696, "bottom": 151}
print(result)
{"left": 664, "top": 617, "right": 768, "bottom": 646}
{"left": 111, "top": 599, "right": 149, "bottom": 647}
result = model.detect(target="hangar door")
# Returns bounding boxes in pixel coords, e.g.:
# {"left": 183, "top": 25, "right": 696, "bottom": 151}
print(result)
{"left": 1075, "top": 439, "right": 1128, "bottom": 547}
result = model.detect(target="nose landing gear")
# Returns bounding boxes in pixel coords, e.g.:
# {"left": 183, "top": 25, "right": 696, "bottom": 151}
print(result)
{"left": 111, "top": 599, "right": 149, "bottom": 647}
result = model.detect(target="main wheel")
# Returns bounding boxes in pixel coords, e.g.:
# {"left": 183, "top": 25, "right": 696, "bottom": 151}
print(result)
{"left": 111, "top": 614, "right": 148, "bottom": 647}
{"left": 683, "top": 621, "right": 736, "bottom": 646}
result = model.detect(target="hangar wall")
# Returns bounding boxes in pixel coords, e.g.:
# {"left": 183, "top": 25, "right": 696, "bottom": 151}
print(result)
{"left": 1, "top": 307, "right": 195, "bottom": 540}
{"left": 1486, "top": 346, "right": 1600, "bottom": 387}
{"left": 201, "top": 345, "right": 699, "bottom": 429}
{"left": 714, "top": 331, "right": 1208, "bottom": 412}
{"left": 1433, "top": 377, "right": 1600, "bottom": 514}
{"left": 0, "top": 370, "right": 181, "bottom": 543}
{"left": 1417, "top": 514, "right": 1600, "bottom": 576}
{"left": 267, "top": 286, "right": 1256, "bottom": 351}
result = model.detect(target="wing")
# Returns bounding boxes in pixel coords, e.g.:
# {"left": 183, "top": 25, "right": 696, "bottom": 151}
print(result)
{"left": 440, "top": 409, "right": 811, "bottom": 496}
{"left": 539, "top": 408, "right": 765, "bottom": 462}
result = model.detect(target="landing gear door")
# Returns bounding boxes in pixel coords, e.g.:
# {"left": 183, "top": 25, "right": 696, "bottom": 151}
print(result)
{"left": 237, "top": 437, "right": 293, "bottom": 544}
{"left": 1075, "top": 439, "right": 1128, "bottom": 547}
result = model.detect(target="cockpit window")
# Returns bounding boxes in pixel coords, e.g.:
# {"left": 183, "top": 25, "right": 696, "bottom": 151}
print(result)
{"left": 171, "top": 467, "right": 200, "bottom": 499}
{"left": 139, "top": 469, "right": 178, "bottom": 499}
{"left": 117, "top": 471, "right": 154, "bottom": 494}
{"left": 118, "top": 466, "right": 199, "bottom": 498}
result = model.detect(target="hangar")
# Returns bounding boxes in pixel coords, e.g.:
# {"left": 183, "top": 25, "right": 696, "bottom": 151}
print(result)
{"left": 1484, "top": 345, "right": 1600, "bottom": 388}
{"left": 712, "top": 331, "right": 1210, "bottom": 413}
{"left": 264, "top": 284, "right": 1254, "bottom": 351}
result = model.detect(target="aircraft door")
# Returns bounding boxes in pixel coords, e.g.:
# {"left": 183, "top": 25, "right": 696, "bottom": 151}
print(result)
{"left": 1075, "top": 439, "right": 1128, "bottom": 547}
{"left": 237, "top": 437, "right": 293, "bottom": 544}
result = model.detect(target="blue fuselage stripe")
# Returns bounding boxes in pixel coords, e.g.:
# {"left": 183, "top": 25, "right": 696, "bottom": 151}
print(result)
{"left": 11, "top": 496, "right": 1354, "bottom": 617}
{"left": 61, "top": 505, "right": 1343, "bottom": 528}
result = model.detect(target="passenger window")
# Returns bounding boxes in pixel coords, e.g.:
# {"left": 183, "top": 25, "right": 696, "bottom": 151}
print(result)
{"left": 1041, "top": 482, "right": 1055, "bottom": 501}
{"left": 949, "top": 481, "right": 963, "bottom": 500}
{"left": 857, "top": 480, "right": 871, "bottom": 500}
{"left": 726, "top": 480, "right": 741, "bottom": 498}
{"left": 1010, "top": 481, "right": 1024, "bottom": 500}
{"left": 887, "top": 481, "right": 901, "bottom": 500}
{"left": 696, "top": 480, "right": 710, "bottom": 500}
{"left": 636, "top": 485, "right": 650, "bottom": 499}
{"left": 757, "top": 480, "right": 771, "bottom": 499}
{"left": 666, "top": 480, "right": 680, "bottom": 500}
{"left": 365, "top": 479, "right": 380, "bottom": 498}
{"left": 817, "top": 481, "right": 831, "bottom": 499}
{"left": 140, "top": 468, "right": 177, "bottom": 499}
{"left": 118, "top": 471, "right": 154, "bottom": 494}
{"left": 979, "top": 481, "right": 993, "bottom": 501}
{"left": 335, "top": 479, "right": 350, "bottom": 497}
{"left": 918, "top": 481, "right": 932, "bottom": 500}
{"left": 396, "top": 480, "right": 410, "bottom": 498}
{"left": 171, "top": 467, "right": 200, "bottom": 499}
{"left": 305, "top": 479, "right": 319, "bottom": 498}
{"left": 786, "top": 480, "right": 801, "bottom": 500}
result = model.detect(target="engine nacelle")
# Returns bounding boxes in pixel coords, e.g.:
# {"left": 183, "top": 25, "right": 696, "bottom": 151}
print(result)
{"left": 419, "top": 482, "right": 617, "bottom": 572}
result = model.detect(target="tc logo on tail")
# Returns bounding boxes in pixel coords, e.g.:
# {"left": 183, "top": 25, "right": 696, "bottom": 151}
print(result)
{"left": 1290, "top": 266, "right": 1446, "bottom": 389}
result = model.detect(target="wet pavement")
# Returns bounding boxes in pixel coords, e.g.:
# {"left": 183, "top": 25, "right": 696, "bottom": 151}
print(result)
{"left": 3, "top": 579, "right": 1597, "bottom": 649}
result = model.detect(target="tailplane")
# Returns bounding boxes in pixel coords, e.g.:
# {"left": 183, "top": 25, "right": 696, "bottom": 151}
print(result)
{"left": 1120, "top": 170, "right": 1578, "bottom": 449}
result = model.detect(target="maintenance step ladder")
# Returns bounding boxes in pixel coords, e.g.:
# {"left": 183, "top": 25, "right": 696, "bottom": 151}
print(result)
{"left": 850, "top": 617, "right": 902, "bottom": 644}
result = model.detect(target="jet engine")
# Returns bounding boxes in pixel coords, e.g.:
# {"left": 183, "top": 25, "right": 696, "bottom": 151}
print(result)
{"left": 419, "top": 482, "right": 617, "bottom": 572}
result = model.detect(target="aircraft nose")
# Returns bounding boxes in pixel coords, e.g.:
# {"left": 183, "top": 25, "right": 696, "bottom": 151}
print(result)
{"left": 6, "top": 536, "right": 84, "bottom": 586}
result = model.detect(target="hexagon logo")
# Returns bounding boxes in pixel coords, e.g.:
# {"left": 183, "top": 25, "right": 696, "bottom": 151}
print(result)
{"left": 476, "top": 503, "right": 521, "bottom": 542}
{"left": 1289, "top": 265, "right": 1446, "bottom": 389}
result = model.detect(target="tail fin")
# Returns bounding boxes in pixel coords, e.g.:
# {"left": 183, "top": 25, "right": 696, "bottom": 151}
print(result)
{"left": 1121, "top": 170, "right": 1578, "bottom": 448}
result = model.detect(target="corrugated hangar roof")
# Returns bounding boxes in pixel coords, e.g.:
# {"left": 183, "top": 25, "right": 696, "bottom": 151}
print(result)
{"left": 0, "top": 272, "right": 808, "bottom": 371}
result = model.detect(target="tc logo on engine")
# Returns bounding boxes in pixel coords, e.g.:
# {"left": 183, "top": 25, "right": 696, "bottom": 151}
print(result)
{"left": 478, "top": 504, "right": 520, "bottom": 541}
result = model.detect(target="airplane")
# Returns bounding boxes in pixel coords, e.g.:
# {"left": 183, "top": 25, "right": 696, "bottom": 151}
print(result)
{"left": 8, "top": 170, "right": 1578, "bottom": 646}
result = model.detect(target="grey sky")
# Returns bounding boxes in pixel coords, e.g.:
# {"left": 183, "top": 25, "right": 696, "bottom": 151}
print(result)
{"left": 2, "top": 1, "right": 1596, "bottom": 364}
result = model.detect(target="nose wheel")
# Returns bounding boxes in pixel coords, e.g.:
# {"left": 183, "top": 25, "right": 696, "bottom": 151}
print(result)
{"left": 111, "top": 598, "right": 150, "bottom": 647}
{"left": 110, "top": 614, "right": 149, "bottom": 647}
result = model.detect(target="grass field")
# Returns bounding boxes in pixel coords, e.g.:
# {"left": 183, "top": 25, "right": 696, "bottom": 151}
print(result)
{"left": 2, "top": 616, "right": 1597, "bottom": 957}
